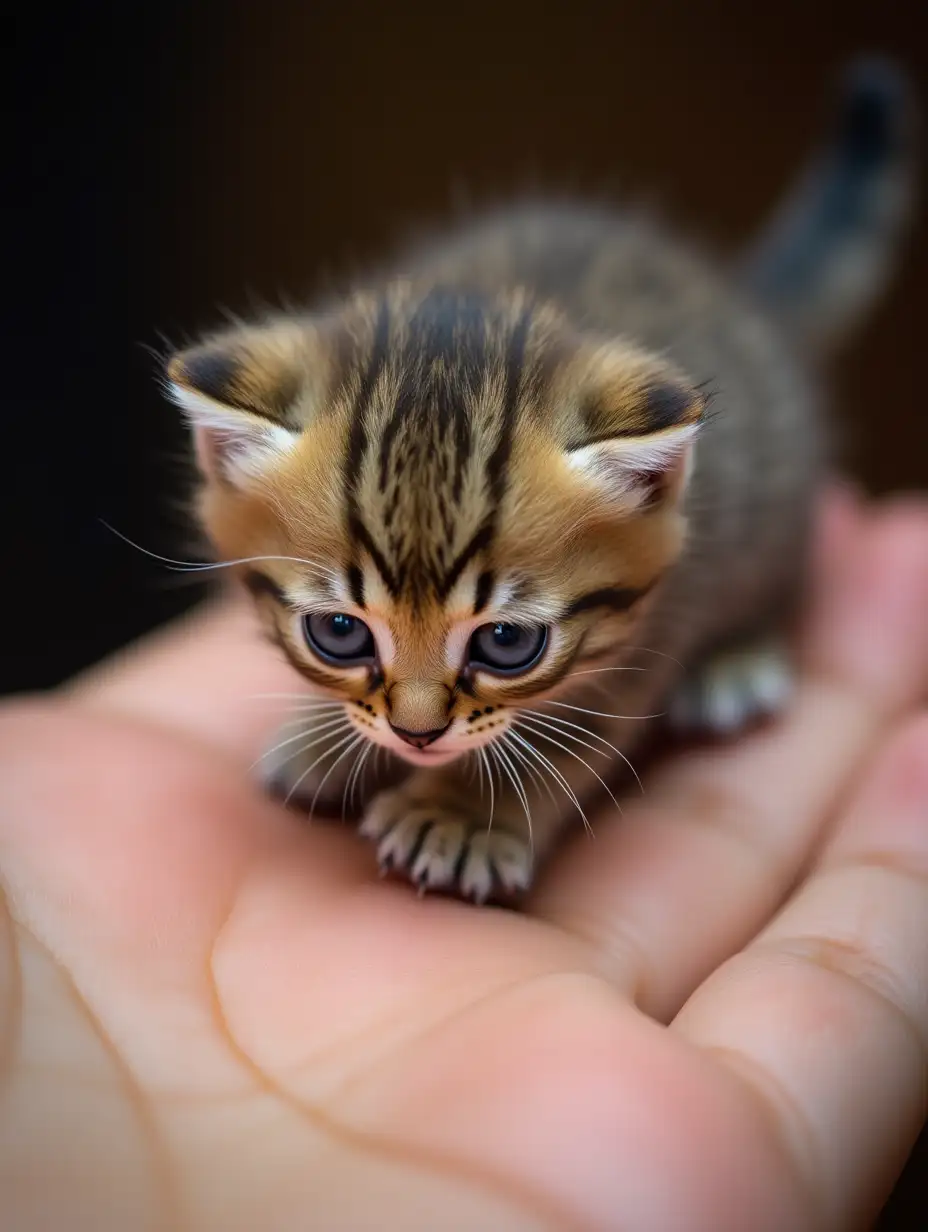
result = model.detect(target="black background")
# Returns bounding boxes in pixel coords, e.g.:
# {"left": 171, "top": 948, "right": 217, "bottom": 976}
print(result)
{"left": 5, "top": 2, "right": 926, "bottom": 1222}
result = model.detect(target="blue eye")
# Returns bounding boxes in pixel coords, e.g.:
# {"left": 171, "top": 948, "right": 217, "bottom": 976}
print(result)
{"left": 303, "top": 613, "right": 375, "bottom": 664}
{"left": 468, "top": 623, "right": 547, "bottom": 674}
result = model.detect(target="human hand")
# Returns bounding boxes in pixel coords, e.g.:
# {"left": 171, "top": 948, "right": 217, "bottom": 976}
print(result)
{"left": 2, "top": 486, "right": 927, "bottom": 1231}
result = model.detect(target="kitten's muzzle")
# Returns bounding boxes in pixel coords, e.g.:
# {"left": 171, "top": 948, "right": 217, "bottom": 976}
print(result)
{"left": 388, "top": 721, "right": 451, "bottom": 750}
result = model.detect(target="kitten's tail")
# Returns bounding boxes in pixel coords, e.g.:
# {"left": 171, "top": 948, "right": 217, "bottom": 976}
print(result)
{"left": 739, "top": 58, "right": 919, "bottom": 355}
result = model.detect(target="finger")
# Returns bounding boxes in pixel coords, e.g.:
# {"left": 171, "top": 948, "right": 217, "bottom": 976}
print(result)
{"left": 532, "top": 495, "right": 928, "bottom": 1019}
{"left": 71, "top": 596, "right": 303, "bottom": 760}
{"left": 673, "top": 714, "right": 928, "bottom": 1231}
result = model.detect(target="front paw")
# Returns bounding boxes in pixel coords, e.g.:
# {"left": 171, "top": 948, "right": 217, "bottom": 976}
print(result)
{"left": 359, "top": 788, "right": 533, "bottom": 904}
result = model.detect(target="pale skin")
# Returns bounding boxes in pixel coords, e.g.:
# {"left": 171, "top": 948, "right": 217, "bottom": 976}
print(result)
{"left": 2, "top": 485, "right": 928, "bottom": 1231}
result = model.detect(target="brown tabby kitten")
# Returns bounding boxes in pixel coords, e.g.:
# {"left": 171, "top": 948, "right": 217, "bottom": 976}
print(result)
{"left": 166, "top": 61, "right": 915, "bottom": 902}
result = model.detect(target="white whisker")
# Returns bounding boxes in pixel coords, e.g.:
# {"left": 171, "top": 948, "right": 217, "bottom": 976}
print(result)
{"left": 248, "top": 694, "right": 343, "bottom": 703}
{"left": 493, "top": 742, "right": 534, "bottom": 853}
{"left": 516, "top": 720, "right": 623, "bottom": 817}
{"left": 507, "top": 729, "right": 593, "bottom": 836}
{"left": 565, "top": 665, "right": 649, "bottom": 679}
{"left": 102, "top": 522, "right": 339, "bottom": 579}
{"left": 358, "top": 744, "right": 374, "bottom": 800}
{"left": 284, "top": 730, "right": 359, "bottom": 807}
{"left": 478, "top": 747, "right": 496, "bottom": 831}
{"left": 276, "top": 709, "right": 347, "bottom": 731}
{"left": 310, "top": 735, "right": 366, "bottom": 819}
{"left": 248, "top": 716, "right": 351, "bottom": 770}
{"left": 519, "top": 711, "right": 610, "bottom": 759}
{"left": 520, "top": 708, "right": 644, "bottom": 795}
{"left": 622, "top": 645, "right": 684, "bottom": 669}
{"left": 502, "top": 735, "right": 557, "bottom": 806}
{"left": 542, "top": 700, "right": 664, "bottom": 722}
{"left": 342, "top": 740, "right": 372, "bottom": 823}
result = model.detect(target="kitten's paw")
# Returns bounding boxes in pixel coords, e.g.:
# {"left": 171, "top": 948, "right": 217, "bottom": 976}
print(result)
{"left": 359, "top": 790, "right": 533, "bottom": 903}
{"left": 669, "top": 640, "right": 793, "bottom": 736}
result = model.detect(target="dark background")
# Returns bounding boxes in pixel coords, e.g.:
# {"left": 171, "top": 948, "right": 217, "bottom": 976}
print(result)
{"left": 5, "top": 2, "right": 926, "bottom": 1222}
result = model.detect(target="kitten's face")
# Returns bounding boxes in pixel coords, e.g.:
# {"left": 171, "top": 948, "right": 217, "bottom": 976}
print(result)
{"left": 169, "top": 286, "right": 703, "bottom": 766}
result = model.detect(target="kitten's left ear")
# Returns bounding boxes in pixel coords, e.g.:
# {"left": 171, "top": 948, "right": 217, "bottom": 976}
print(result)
{"left": 166, "top": 322, "right": 307, "bottom": 486}
{"left": 566, "top": 355, "right": 707, "bottom": 512}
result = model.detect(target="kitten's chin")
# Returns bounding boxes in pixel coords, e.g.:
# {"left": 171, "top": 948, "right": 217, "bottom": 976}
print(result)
{"left": 390, "top": 744, "right": 463, "bottom": 768}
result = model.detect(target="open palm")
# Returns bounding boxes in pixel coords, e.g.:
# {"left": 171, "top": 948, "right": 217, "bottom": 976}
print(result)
{"left": 2, "top": 486, "right": 927, "bottom": 1232}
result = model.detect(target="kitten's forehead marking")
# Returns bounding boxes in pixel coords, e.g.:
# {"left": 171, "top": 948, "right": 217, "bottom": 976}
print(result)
{"left": 340, "top": 289, "right": 534, "bottom": 604}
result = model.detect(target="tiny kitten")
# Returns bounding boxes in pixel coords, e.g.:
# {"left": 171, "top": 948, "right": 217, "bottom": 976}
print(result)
{"left": 166, "top": 61, "right": 916, "bottom": 903}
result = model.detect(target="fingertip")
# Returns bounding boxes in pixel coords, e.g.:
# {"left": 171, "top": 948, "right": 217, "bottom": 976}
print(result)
{"left": 811, "top": 479, "right": 867, "bottom": 573}
{"left": 803, "top": 491, "right": 928, "bottom": 707}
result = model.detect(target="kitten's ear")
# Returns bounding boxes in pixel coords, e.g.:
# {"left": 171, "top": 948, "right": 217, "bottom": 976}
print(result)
{"left": 566, "top": 353, "right": 706, "bottom": 513}
{"left": 165, "top": 322, "right": 306, "bottom": 486}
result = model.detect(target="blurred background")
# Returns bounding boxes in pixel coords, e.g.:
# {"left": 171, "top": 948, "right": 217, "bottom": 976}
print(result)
{"left": 5, "top": 1, "right": 926, "bottom": 1220}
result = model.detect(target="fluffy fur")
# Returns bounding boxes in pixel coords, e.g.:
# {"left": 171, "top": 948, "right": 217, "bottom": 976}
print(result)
{"left": 165, "top": 60, "right": 916, "bottom": 902}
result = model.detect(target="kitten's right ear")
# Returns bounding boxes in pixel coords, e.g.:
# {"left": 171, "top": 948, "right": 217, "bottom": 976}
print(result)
{"left": 165, "top": 323, "right": 306, "bottom": 486}
{"left": 565, "top": 347, "right": 707, "bottom": 514}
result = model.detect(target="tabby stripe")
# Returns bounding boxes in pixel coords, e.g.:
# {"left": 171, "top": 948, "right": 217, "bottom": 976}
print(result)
{"left": 437, "top": 519, "right": 493, "bottom": 601}
{"left": 345, "top": 296, "right": 390, "bottom": 507}
{"left": 485, "top": 305, "right": 532, "bottom": 503}
{"left": 349, "top": 513, "right": 400, "bottom": 597}
{"left": 473, "top": 569, "right": 495, "bottom": 614}
{"left": 562, "top": 585, "right": 651, "bottom": 618}
{"left": 243, "top": 570, "right": 288, "bottom": 606}
{"left": 346, "top": 563, "right": 365, "bottom": 609}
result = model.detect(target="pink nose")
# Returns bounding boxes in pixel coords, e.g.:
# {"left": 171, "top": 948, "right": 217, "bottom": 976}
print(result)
{"left": 389, "top": 723, "right": 449, "bottom": 750}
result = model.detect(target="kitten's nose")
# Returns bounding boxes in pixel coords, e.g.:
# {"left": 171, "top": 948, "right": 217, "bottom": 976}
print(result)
{"left": 389, "top": 722, "right": 450, "bottom": 750}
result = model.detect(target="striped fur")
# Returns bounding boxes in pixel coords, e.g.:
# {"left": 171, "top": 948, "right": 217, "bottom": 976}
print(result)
{"left": 165, "top": 60, "right": 916, "bottom": 901}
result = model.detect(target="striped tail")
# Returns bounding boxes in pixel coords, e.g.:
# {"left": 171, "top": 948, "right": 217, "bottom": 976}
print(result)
{"left": 739, "top": 58, "right": 918, "bottom": 354}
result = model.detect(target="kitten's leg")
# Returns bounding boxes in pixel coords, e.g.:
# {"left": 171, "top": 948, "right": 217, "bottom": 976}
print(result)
{"left": 667, "top": 634, "right": 794, "bottom": 737}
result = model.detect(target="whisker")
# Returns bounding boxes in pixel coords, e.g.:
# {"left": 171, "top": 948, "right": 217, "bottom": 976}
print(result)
{"left": 564, "top": 666, "right": 649, "bottom": 679}
{"left": 478, "top": 747, "right": 496, "bottom": 831}
{"left": 520, "top": 709, "right": 644, "bottom": 795}
{"left": 275, "top": 710, "right": 348, "bottom": 732}
{"left": 542, "top": 700, "right": 664, "bottom": 723}
{"left": 271, "top": 702, "right": 343, "bottom": 718}
{"left": 519, "top": 711, "right": 610, "bottom": 759}
{"left": 358, "top": 743, "right": 374, "bottom": 801}
{"left": 102, "top": 522, "right": 339, "bottom": 579}
{"left": 502, "top": 735, "right": 557, "bottom": 807}
{"left": 310, "top": 735, "right": 366, "bottom": 819}
{"left": 464, "top": 751, "right": 479, "bottom": 787}
{"left": 516, "top": 720, "right": 623, "bottom": 817}
{"left": 284, "top": 730, "right": 359, "bottom": 807}
{"left": 622, "top": 645, "right": 684, "bottom": 669}
{"left": 507, "top": 730, "right": 593, "bottom": 836}
{"left": 342, "top": 740, "right": 371, "bottom": 824}
{"left": 492, "top": 742, "right": 534, "bottom": 853}
{"left": 248, "top": 694, "right": 343, "bottom": 703}
{"left": 248, "top": 716, "right": 351, "bottom": 770}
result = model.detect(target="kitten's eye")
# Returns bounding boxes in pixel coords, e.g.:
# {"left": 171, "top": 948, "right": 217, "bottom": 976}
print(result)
{"left": 468, "top": 623, "right": 547, "bottom": 674}
{"left": 303, "top": 613, "right": 375, "bottom": 664}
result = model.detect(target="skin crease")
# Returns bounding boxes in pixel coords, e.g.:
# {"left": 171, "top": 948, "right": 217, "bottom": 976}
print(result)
{"left": 1, "top": 486, "right": 928, "bottom": 1231}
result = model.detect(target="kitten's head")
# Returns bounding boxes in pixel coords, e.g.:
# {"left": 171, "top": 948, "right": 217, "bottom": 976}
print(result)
{"left": 167, "top": 284, "right": 704, "bottom": 766}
